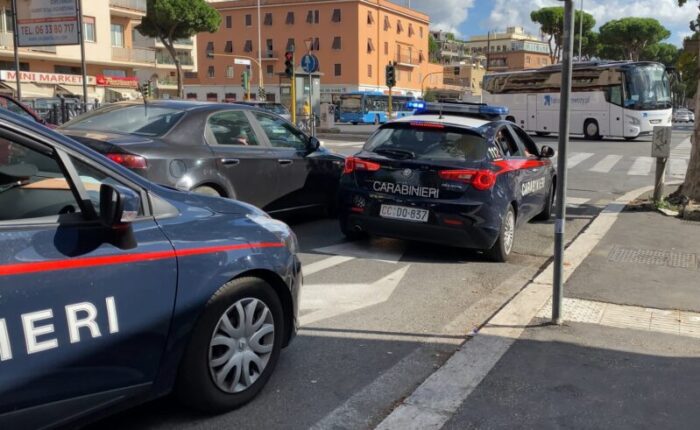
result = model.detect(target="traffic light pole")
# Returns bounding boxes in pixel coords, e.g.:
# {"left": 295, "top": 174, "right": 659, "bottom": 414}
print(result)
{"left": 388, "top": 87, "right": 392, "bottom": 120}
{"left": 291, "top": 61, "right": 296, "bottom": 124}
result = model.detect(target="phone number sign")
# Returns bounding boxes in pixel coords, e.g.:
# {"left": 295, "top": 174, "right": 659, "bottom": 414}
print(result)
{"left": 16, "top": 0, "right": 80, "bottom": 47}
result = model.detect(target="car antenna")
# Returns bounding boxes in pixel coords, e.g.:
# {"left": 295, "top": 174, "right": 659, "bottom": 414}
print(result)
{"left": 438, "top": 103, "right": 443, "bottom": 119}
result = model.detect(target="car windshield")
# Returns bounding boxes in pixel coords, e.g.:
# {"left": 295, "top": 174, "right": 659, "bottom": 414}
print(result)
{"left": 263, "top": 104, "right": 289, "bottom": 115}
{"left": 62, "top": 105, "right": 185, "bottom": 136}
{"left": 624, "top": 64, "right": 671, "bottom": 110}
{"left": 340, "top": 95, "right": 362, "bottom": 113}
{"left": 364, "top": 123, "right": 489, "bottom": 161}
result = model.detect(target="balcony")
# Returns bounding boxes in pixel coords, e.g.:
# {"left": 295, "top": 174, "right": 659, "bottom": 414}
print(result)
{"left": 395, "top": 53, "right": 419, "bottom": 67}
{"left": 109, "top": 0, "right": 147, "bottom": 17}
{"left": 156, "top": 51, "right": 194, "bottom": 66}
{"left": 256, "top": 50, "right": 280, "bottom": 61}
{"left": 112, "top": 46, "right": 156, "bottom": 64}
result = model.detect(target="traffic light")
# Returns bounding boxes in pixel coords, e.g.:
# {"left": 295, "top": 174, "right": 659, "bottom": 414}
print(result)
{"left": 140, "top": 80, "right": 152, "bottom": 98}
{"left": 241, "top": 70, "right": 249, "bottom": 92}
{"left": 385, "top": 62, "right": 396, "bottom": 87}
{"left": 258, "top": 87, "right": 266, "bottom": 100}
{"left": 284, "top": 51, "right": 294, "bottom": 78}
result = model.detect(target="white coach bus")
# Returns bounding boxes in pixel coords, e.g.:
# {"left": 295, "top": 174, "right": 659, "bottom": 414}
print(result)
{"left": 482, "top": 61, "right": 672, "bottom": 140}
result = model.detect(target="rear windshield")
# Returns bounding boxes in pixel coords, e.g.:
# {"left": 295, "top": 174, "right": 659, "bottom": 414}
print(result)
{"left": 364, "top": 123, "right": 489, "bottom": 161}
{"left": 61, "top": 105, "right": 185, "bottom": 136}
{"left": 261, "top": 104, "right": 288, "bottom": 115}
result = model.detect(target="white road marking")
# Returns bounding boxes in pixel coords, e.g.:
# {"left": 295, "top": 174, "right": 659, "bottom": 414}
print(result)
{"left": 375, "top": 185, "right": 655, "bottom": 430}
{"left": 314, "top": 239, "right": 406, "bottom": 264}
{"left": 589, "top": 154, "right": 622, "bottom": 173}
{"left": 300, "top": 266, "right": 410, "bottom": 326}
{"left": 303, "top": 255, "right": 355, "bottom": 277}
{"left": 627, "top": 157, "right": 653, "bottom": 176}
{"left": 566, "top": 152, "right": 594, "bottom": 168}
{"left": 566, "top": 197, "right": 590, "bottom": 207}
{"left": 668, "top": 158, "right": 687, "bottom": 178}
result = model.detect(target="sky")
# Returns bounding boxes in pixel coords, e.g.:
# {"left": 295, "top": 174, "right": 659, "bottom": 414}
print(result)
{"left": 405, "top": 0, "right": 697, "bottom": 47}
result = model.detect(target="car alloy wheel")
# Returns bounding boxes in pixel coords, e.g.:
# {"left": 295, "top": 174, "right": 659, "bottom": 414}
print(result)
{"left": 208, "top": 297, "right": 275, "bottom": 394}
{"left": 502, "top": 209, "right": 515, "bottom": 256}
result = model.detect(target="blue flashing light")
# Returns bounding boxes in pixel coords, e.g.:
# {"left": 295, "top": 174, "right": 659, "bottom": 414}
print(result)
{"left": 407, "top": 100, "right": 426, "bottom": 110}
{"left": 415, "top": 102, "right": 509, "bottom": 117}
{"left": 479, "top": 105, "right": 509, "bottom": 115}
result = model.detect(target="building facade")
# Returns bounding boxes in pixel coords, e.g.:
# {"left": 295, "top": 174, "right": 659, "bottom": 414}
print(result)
{"left": 186, "top": 0, "right": 443, "bottom": 105}
{"left": 442, "top": 61, "right": 485, "bottom": 97}
{"left": 463, "top": 27, "right": 551, "bottom": 72}
{"left": 0, "top": 0, "right": 197, "bottom": 102}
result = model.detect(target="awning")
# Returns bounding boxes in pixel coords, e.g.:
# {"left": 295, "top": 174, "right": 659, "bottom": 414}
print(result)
{"left": 56, "top": 84, "right": 99, "bottom": 101}
{"left": 0, "top": 81, "right": 54, "bottom": 98}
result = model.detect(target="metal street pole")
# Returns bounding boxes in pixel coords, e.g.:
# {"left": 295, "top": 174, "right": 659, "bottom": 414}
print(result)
{"left": 257, "top": 0, "right": 262, "bottom": 98}
{"left": 552, "top": 0, "right": 575, "bottom": 325}
{"left": 10, "top": 0, "right": 21, "bottom": 100}
{"left": 578, "top": 0, "right": 584, "bottom": 61}
{"left": 77, "top": 0, "right": 88, "bottom": 112}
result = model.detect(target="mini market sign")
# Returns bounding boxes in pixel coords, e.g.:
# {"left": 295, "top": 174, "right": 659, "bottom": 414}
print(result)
{"left": 0, "top": 70, "right": 96, "bottom": 85}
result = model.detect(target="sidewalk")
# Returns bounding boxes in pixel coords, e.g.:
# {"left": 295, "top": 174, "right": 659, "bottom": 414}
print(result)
{"left": 378, "top": 189, "right": 700, "bottom": 429}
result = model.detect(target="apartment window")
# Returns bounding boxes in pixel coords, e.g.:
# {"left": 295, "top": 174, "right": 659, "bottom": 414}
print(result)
{"left": 286, "top": 38, "right": 295, "bottom": 51}
{"left": 332, "top": 36, "right": 341, "bottom": 50}
{"left": 206, "top": 41, "right": 214, "bottom": 56}
{"left": 2, "top": 9, "right": 14, "bottom": 33}
{"left": 186, "top": 93, "right": 197, "bottom": 100}
{"left": 419, "top": 26, "right": 423, "bottom": 38}
{"left": 264, "top": 13, "right": 272, "bottom": 25}
{"left": 331, "top": 9, "right": 341, "bottom": 22}
{"left": 0, "top": 61, "right": 28, "bottom": 71}
{"left": 223, "top": 93, "right": 236, "bottom": 101}
{"left": 225, "top": 41, "right": 233, "bottom": 53}
{"left": 244, "top": 40, "right": 253, "bottom": 52}
{"left": 83, "top": 16, "right": 96, "bottom": 43}
{"left": 226, "top": 15, "right": 232, "bottom": 28}
{"left": 110, "top": 24, "right": 124, "bottom": 48}
{"left": 334, "top": 63, "right": 341, "bottom": 76}
{"left": 384, "top": 41, "right": 388, "bottom": 55}
{"left": 408, "top": 23, "right": 414, "bottom": 37}
{"left": 312, "top": 37, "right": 319, "bottom": 51}
{"left": 367, "top": 11, "right": 374, "bottom": 25}
{"left": 245, "top": 14, "right": 252, "bottom": 26}
{"left": 526, "top": 56, "right": 531, "bottom": 64}
{"left": 206, "top": 92, "right": 217, "bottom": 101}
{"left": 266, "top": 39, "right": 273, "bottom": 52}
{"left": 307, "top": 10, "right": 319, "bottom": 24}
{"left": 286, "top": 12, "right": 294, "bottom": 24}
{"left": 407, "top": 70, "right": 412, "bottom": 82}
{"left": 367, "top": 38, "right": 374, "bottom": 53}
{"left": 315, "top": 10, "right": 320, "bottom": 23}
{"left": 419, "top": 50, "right": 425, "bottom": 62}
{"left": 226, "top": 66, "right": 234, "bottom": 78}
{"left": 397, "top": 20, "right": 403, "bottom": 34}
{"left": 368, "top": 64, "right": 372, "bottom": 77}
{"left": 267, "top": 65, "right": 274, "bottom": 77}
{"left": 54, "top": 65, "right": 81, "bottom": 74}
{"left": 384, "top": 16, "right": 390, "bottom": 31}
{"left": 207, "top": 66, "right": 215, "bottom": 78}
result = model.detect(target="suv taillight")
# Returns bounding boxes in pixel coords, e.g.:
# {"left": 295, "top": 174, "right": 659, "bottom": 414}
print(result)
{"left": 107, "top": 153, "right": 148, "bottom": 169}
{"left": 344, "top": 156, "right": 381, "bottom": 174}
{"left": 439, "top": 169, "right": 496, "bottom": 191}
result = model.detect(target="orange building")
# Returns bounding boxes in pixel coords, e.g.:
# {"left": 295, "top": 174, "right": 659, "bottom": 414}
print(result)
{"left": 186, "top": 0, "right": 442, "bottom": 104}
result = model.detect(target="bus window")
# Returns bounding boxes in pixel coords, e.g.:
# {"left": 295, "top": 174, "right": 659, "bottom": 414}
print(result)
{"left": 605, "top": 86, "right": 623, "bottom": 106}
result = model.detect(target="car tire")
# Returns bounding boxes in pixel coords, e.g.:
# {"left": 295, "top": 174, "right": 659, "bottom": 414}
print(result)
{"left": 351, "top": 121, "right": 358, "bottom": 125}
{"left": 193, "top": 185, "right": 222, "bottom": 197}
{"left": 176, "top": 277, "right": 284, "bottom": 413}
{"left": 583, "top": 119, "right": 601, "bottom": 140}
{"left": 534, "top": 182, "right": 555, "bottom": 221}
{"left": 339, "top": 216, "right": 367, "bottom": 240}
{"left": 487, "top": 205, "right": 515, "bottom": 262}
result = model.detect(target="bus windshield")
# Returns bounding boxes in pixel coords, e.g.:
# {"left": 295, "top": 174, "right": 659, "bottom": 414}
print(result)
{"left": 340, "top": 95, "right": 362, "bottom": 113}
{"left": 624, "top": 64, "right": 671, "bottom": 110}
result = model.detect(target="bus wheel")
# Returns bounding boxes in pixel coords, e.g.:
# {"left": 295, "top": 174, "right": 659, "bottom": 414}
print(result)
{"left": 351, "top": 121, "right": 358, "bottom": 125}
{"left": 584, "top": 119, "right": 601, "bottom": 140}
{"left": 374, "top": 115, "right": 380, "bottom": 125}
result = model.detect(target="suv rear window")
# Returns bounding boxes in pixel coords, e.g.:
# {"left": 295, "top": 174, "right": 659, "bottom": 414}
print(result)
{"left": 364, "top": 123, "right": 489, "bottom": 161}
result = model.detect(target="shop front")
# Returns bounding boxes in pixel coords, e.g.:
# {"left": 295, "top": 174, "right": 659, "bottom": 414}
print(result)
{"left": 96, "top": 75, "right": 141, "bottom": 102}
{"left": 0, "top": 70, "right": 101, "bottom": 102}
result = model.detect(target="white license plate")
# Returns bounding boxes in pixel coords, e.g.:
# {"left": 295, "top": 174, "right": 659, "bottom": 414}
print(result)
{"left": 379, "top": 205, "right": 429, "bottom": 222}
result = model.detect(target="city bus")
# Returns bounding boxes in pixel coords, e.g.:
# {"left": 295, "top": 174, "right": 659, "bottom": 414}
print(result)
{"left": 338, "top": 91, "right": 414, "bottom": 124}
{"left": 482, "top": 61, "right": 672, "bottom": 140}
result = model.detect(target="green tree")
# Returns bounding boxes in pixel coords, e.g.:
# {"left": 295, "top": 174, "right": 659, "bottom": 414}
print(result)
{"left": 429, "top": 33, "right": 439, "bottom": 62}
{"left": 641, "top": 42, "right": 679, "bottom": 66}
{"left": 598, "top": 18, "right": 671, "bottom": 61}
{"left": 530, "top": 6, "right": 596, "bottom": 63}
{"left": 137, "top": 0, "right": 221, "bottom": 98}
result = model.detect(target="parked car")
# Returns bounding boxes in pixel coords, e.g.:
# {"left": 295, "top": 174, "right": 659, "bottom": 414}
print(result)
{"left": 58, "top": 101, "right": 344, "bottom": 215}
{"left": 234, "top": 101, "right": 292, "bottom": 121}
{"left": 0, "top": 94, "right": 54, "bottom": 128}
{"left": 673, "top": 109, "right": 693, "bottom": 123}
{"left": 0, "top": 108, "right": 301, "bottom": 427}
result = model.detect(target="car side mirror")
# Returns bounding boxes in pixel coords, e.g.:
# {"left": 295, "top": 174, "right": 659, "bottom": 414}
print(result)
{"left": 307, "top": 136, "right": 321, "bottom": 152}
{"left": 540, "top": 145, "right": 555, "bottom": 158}
{"left": 100, "top": 183, "right": 140, "bottom": 228}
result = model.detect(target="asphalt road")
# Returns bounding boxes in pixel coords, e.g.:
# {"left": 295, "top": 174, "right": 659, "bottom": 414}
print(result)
{"left": 92, "top": 125, "right": 693, "bottom": 430}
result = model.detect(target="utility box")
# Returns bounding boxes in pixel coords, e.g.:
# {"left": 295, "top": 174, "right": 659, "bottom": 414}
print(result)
{"left": 320, "top": 102, "right": 335, "bottom": 128}
{"left": 651, "top": 126, "right": 672, "bottom": 158}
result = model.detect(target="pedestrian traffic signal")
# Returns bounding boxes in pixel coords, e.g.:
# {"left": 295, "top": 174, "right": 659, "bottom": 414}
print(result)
{"left": 284, "top": 51, "right": 294, "bottom": 78}
{"left": 385, "top": 62, "right": 396, "bottom": 88}
{"left": 241, "top": 70, "right": 249, "bottom": 91}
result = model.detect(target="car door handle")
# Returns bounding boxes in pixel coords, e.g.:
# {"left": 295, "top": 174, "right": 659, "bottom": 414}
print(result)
{"left": 221, "top": 158, "right": 240, "bottom": 166}
{"left": 278, "top": 159, "right": 293, "bottom": 166}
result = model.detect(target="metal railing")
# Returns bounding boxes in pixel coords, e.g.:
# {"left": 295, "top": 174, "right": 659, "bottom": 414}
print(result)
{"left": 156, "top": 51, "right": 194, "bottom": 66}
{"left": 109, "top": 0, "right": 147, "bottom": 12}
{"left": 133, "top": 34, "right": 194, "bottom": 49}
{"left": 395, "top": 53, "right": 419, "bottom": 65}
{"left": 112, "top": 46, "right": 156, "bottom": 64}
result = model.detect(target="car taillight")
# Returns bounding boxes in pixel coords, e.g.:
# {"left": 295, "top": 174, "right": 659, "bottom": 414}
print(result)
{"left": 107, "top": 153, "right": 148, "bottom": 169}
{"left": 344, "top": 156, "right": 381, "bottom": 174}
{"left": 439, "top": 169, "right": 496, "bottom": 191}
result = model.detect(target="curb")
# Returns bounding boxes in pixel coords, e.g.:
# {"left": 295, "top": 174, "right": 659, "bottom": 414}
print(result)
{"left": 374, "top": 185, "right": 655, "bottom": 430}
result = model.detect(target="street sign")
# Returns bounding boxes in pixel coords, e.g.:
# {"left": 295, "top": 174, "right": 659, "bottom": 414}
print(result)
{"left": 234, "top": 58, "right": 251, "bottom": 66}
{"left": 651, "top": 126, "right": 672, "bottom": 158}
{"left": 301, "top": 54, "right": 319, "bottom": 73}
{"left": 15, "top": 0, "right": 80, "bottom": 47}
